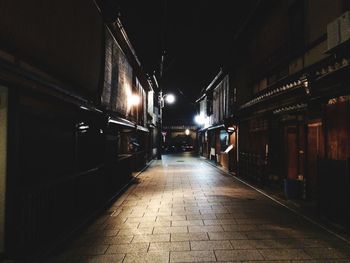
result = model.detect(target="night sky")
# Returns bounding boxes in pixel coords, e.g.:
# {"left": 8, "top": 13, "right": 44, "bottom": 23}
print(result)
{"left": 116, "top": 0, "right": 259, "bottom": 125}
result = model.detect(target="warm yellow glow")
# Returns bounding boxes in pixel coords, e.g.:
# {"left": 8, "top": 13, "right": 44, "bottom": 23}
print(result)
{"left": 185, "top": 129, "right": 190, "bottom": 135}
{"left": 129, "top": 94, "right": 140, "bottom": 106}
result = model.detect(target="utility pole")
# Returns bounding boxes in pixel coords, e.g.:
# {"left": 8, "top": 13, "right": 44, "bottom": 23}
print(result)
{"left": 157, "top": 0, "right": 168, "bottom": 160}
{"left": 157, "top": 51, "right": 165, "bottom": 160}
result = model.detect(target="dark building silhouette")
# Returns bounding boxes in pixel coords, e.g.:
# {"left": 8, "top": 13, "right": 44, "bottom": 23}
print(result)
{"left": 0, "top": 0, "right": 159, "bottom": 260}
{"left": 196, "top": 0, "right": 350, "bottom": 229}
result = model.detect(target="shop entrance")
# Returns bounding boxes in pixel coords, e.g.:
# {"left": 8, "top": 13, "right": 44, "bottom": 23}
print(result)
{"left": 307, "top": 121, "right": 324, "bottom": 200}
{"left": 284, "top": 122, "right": 305, "bottom": 180}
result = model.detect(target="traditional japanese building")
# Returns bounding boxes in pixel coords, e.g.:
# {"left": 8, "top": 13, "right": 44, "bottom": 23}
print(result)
{"left": 196, "top": 70, "right": 237, "bottom": 173}
{"left": 0, "top": 0, "right": 158, "bottom": 260}
{"left": 196, "top": 0, "right": 350, "bottom": 229}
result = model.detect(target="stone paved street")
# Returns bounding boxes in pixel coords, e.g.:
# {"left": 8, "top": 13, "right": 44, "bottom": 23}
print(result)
{"left": 50, "top": 153, "right": 350, "bottom": 262}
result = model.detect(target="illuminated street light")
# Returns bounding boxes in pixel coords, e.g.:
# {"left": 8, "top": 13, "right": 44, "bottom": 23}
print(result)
{"left": 185, "top": 129, "right": 190, "bottom": 136}
{"left": 157, "top": 92, "right": 176, "bottom": 159}
{"left": 194, "top": 114, "right": 205, "bottom": 125}
{"left": 165, "top": 94, "right": 175, "bottom": 104}
{"left": 160, "top": 93, "right": 176, "bottom": 108}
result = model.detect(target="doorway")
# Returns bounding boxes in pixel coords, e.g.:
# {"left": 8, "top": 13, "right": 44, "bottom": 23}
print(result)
{"left": 285, "top": 123, "right": 305, "bottom": 180}
{"left": 307, "top": 121, "right": 324, "bottom": 200}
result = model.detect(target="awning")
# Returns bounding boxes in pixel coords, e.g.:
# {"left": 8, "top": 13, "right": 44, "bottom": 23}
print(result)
{"left": 147, "top": 123, "right": 157, "bottom": 129}
{"left": 207, "top": 124, "right": 225, "bottom": 131}
{"left": 136, "top": 125, "right": 149, "bottom": 132}
{"left": 108, "top": 117, "right": 135, "bottom": 129}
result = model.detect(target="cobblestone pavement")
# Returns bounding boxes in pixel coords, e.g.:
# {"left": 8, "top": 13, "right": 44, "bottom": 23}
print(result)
{"left": 50, "top": 153, "right": 350, "bottom": 262}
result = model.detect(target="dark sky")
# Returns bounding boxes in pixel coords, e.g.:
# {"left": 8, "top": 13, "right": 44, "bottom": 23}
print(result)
{"left": 116, "top": 0, "right": 258, "bottom": 125}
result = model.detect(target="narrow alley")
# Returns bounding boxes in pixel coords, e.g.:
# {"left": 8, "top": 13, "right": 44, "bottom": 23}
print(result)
{"left": 50, "top": 153, "right": 350, "bottom": 263}
{"left": 2, "top": 1, "right": 350, "bottom": 262}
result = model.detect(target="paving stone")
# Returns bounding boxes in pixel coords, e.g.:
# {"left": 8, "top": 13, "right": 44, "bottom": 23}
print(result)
{"left": 47, "top": 156, "right": 350, "bottom": 262}
{"left": 149, "top": 241, "right": 190, "bottom": 251}
{"left": 215, "top": 249, "right": 264, "bottom": 261}
{"left": 70, "top": 245, "right": 109, "bottom": 256}
{"left": 208, "top": 231, "right": 247, "bottom": 240}
{"left": 138, "top": 221, "right": 171, "bottom": 228}
{"left": 85, "top": 229, "right": 119, "bottom": 237}
{"left": 304, "top": 247, "right": 350, "bottom": 259}
{"left": 170, "top": 250, "right": 216, "bottom": 262}
{"left": 123, "top": 252, "right": 169, "bottom": 263}
{"left": 77, "top": 254, "right": 126, "bottom": 263}
{"left": 126, "top": 216, "right": 157, "bottom": 223}
{"left": 236, "top": 218, "right": 271, "bottom": 225}
{"left": 222, "top": 224, "right": 258, "bottom": 232}
{"left": 244, "top": 230, "right": 287, "bottom": 239}
{"left": 230, "top": 239, "right": 311, "bottom": 249}
{"left": 88, "top": 235, "right": 133, "bottom": 245}
{"left": 171, "top": 210, "right": 201, "bottom": 216}
{"left": 204, "top": 219, "right": 237, "bottom": 225}
{"left": 188, "top": 225, "right": 224, "bottom": 233}
{"left": 202, "top": 219, "right": 222, "bottom": 225}
{"left": 171, "top": 220, "right": 204, "bottom": 226}
{"left": 118, "top": 227, "right": 153, "bottom": 236}
{"left": 186, "top": 214, "right": 217, "bottom": 220}
{"left": 104, "top": 222, "right": 140, "bottom": 230}
{"left": 259, "top": 248, "right": 312, "bottom": 260}
{"left": 215, "top": 213, "right": 237, "bottom": 219}
{"left": 132, "top": 234, "right": 170, "bottom": 243}
{"left": 153, "top": 226, "right": 188, "bottom": 234}
{"left": 128, "top": 211, "right": 146, "bottom": 217}
{"left": 290, "top": 260, "right": 350, "bottom": 263}
{"left": 106, "top": 243, "right": 149, "bottom": 254}
{"left": 156, "top": 215, "right": 187, "bottom": 221}
{"left": 300, "top": 238, "right": 340, "bottom": 248}
{"left": 171, "top": 232, "right": 209, "bottom": 242}
{"left": 190, "top": 240, "right": 233, "bottom": 250}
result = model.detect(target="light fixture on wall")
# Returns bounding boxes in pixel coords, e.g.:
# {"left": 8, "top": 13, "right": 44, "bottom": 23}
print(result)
{"left": 129, "top": 94, "right": 140, "bottom": 106}
{"left": 185, "top": 129, "right": 190, "bottom": 136}
{"left": 194, "top": 114, "right": 205, "bottom": 125}
{"left": 226, "top": 126, "right": 236, "bottom": 133}
{"left": 195, "top": 114, "right": 210, "bottom": 127}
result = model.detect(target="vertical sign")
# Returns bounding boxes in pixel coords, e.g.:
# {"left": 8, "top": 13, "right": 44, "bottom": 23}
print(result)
{"left": 0, "top": 86, "right": 7, "bottom": 253}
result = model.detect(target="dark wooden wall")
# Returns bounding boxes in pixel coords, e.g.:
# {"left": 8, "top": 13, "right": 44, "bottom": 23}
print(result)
{"left": 0, "top": 0, "right": 104, "bottom": 98}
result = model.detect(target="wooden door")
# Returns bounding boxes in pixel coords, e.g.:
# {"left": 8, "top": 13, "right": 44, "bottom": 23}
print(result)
{"left": 307, "top": 121, "right": 324, "bottom": 200}
{"left": 285, "top": 126, "right": 298, "bottom": 179}
{"left": 229, "top": 131, "right": 237, "bottom": 173}
{"left": 285, "top": 122, "right": 306, "bottom": 181}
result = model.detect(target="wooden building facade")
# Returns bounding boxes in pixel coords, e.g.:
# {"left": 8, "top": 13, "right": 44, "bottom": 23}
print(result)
{"left": 0, "top": 0, "right": 158, "bottom": 260}
{"left": 196, "top": 0, "right": 350, "bottom": 229}
{"left": 196, "top": 71, "right": 237, "bottom": 173}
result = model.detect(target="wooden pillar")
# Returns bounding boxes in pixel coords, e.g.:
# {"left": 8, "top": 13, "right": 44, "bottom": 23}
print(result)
{"left": 0, "top": 86, "right": 8, "bottom": 253}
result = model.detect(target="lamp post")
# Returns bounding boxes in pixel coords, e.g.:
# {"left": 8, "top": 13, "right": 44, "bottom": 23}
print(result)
{"left": 157, "top": 93, "right": 175, "bottom": 159}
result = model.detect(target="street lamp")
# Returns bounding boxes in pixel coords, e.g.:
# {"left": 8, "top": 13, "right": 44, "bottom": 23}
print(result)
{"left": 165, "top": 94, "right": 175, "bottom": 104}
{"left": 157, "top": 92, "right": 175, "bottom": 159}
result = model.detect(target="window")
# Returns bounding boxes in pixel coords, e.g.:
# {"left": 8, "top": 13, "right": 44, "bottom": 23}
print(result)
{"left": 220, "top": 130, "right": 229, "bottom": 151}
